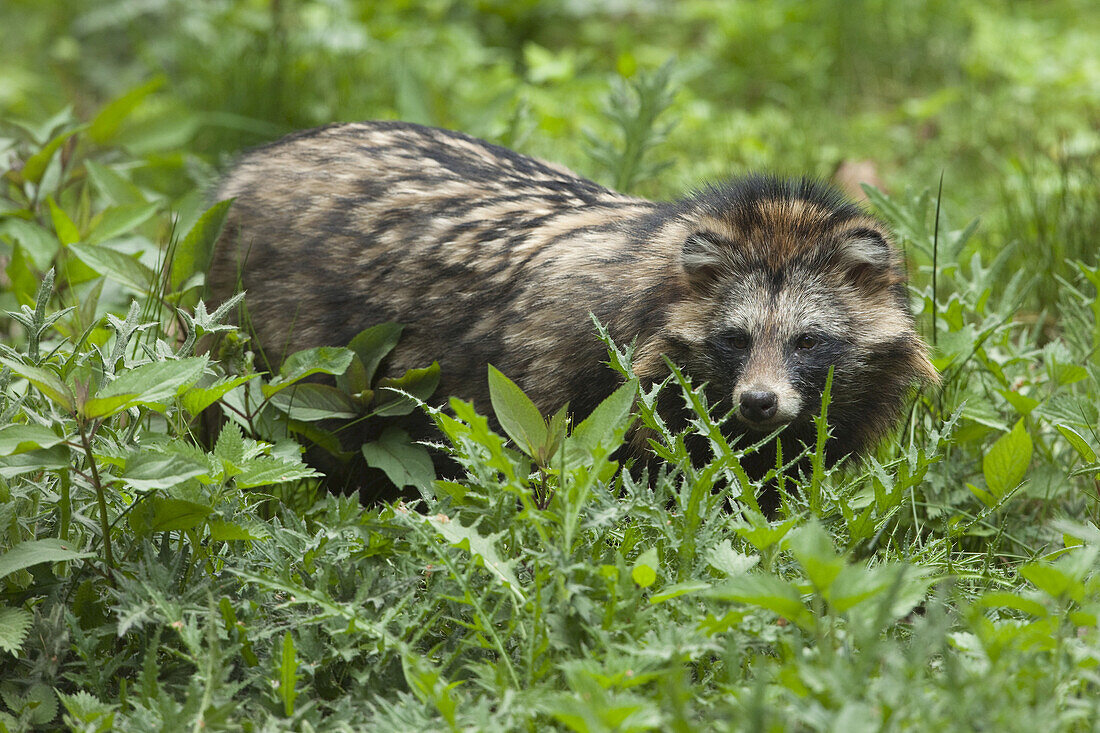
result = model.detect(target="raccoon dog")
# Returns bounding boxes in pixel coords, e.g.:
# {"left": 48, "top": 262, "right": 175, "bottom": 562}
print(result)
{"left": 210, "top": 121, "right": 937, "bottom": 502}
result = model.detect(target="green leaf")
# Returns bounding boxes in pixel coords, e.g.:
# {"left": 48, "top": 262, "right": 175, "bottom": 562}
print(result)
{"left": 170, "top": 199, "right": 233, "bottom": 291}
{"left": 0, "top": 538, "right": 93, "bottom": 580}
{"left": 264, "top": 347, "right": 354, "bottom": 397}
{"left": 128, "top": 497, "right": 212, "bottom": 535}
{"left": 649, "top": 580, "right": 710, "bottom": 603}
{"left": 57, "top": 689, "right": 116, "bottom": 730}
{"left": 707, "top": 573, "right": 814, "bottom": 630}
{"left": 345, "top": 323, "right": 403, "bottom": 385}
{"left": 208, "top": 519, "right": 270, "bottom": 541}
{"left": 85, "top": 160, "right": 146, "bottom": 206}
{"left": 23, "top": 126, "right": 83, "bottom": 185}
{"left": 68, "top": 242, "right": 156, "bottom": 293}
{"left": 785, "top": 521, "right": 845, "bottom": 594}
{"left": 84, "top": 357, "right": 207, "bottom": 417}
{"left": 267, "top": 383, "right": 360, "bottom": 421}
{"left": 122, "top": 450, "right": 209, "bottom": 491}
{"left": 361, "top": 427, "right": 435, "bottom": 492}
{"left": 487, "top": 364, "right": 547, "bottom": 457}
{"left": 373, "top": 361, "right": 441, "bottom": 416}
{"left": 0, "top": 356, "right": 73, "bottom": 410}
{"left": 235, "top": 456, "right": 320, "bottom": 489}
{"left": 87, "top": 202, "right": 160, "bottom": 244}
{"left": 180, "top": 374, "right": 255, "bottom": 415}
{"left": 983, "top": 419, "right": 1033, "bottom": 497}
{"left": 427, "top": 514, "right": 524, "bottom": 601}
{"left": 0, "top": 606, "right": 33, "bottom": 655}
{"left": 566, "top": 378, "right": 637, "bottom": 462}
{"left": 979, "top": 591, "right": 1049, "bottom": 618}
{"left": 47, "top": 196, "right": 79, "bottom": 246}
{"left": 707, "top": 540, "right": 759, "bottom": 577}
{"left": 0, "top": 219, "right": 60, "bottom": 271}
{"left": 0, "top": 445, "right": 71, "bottom": 479}
{"left": 1057, "top": 424, "right": 1097, "bottom": 464}
{"left": 278, "top": 632, "right": 299, "bottom": 717}
{"left": 88, "top": 76, "right": 164, "bottom": 144}
{"left": 0, "top": 424, "right": 66, "bottom": 456}
{"left": 631, "top": 547, "right": 659, "bottom": 588}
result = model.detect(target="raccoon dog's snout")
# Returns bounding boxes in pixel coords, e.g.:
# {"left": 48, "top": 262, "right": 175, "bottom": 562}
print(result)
{"left": 739, "top": 390, "right": 778, "bottom": 423}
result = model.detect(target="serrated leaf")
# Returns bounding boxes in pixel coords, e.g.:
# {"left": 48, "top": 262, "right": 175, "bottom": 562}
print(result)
{"left": 235, "top": 456, "right": 320, "bottom": 489}
{"left": 983, "top": 419, "right": 1033, "bottom": 497}
{"left": 24, "top": 683, "right": 58, "bottom": 725}
{"left": 180, "top": 374, "right": 255, "bottom": 415}
{"left": 122, "top": 450, "right": 209, "bottom": 491}
{"left": 170, "top": 199, "right": 232, "bottom": 291}
{"left": 707, "top": 573, "right": 814, "bottom": 630}
{"left": 361, "top": 427, "right": 435, "bottom": 492}
{"left": 128, "top": 497, "right": 212, "bottom": 535}
{"left": 487, "top": 364, "right": 546, "bottom": 457}
{"left": 1057, "top": 424, "right": 1097, "bottom": 464}
{"left": 57, "top": 690, "right": 115, "bottom": 729}
{"left": 428, "top": 514, "right": 524, "bottom": 601}
{"left": 785, "top": 521, "right": 845, "bottom": 594}
{"left": 213, "top": 422, "right": 246, "bottom": 467}
{"left": 0, "top": 538, "right": 92, "bottom": 580}
{"left": 0, "top": 606, "right": 33, "bottom": 655}
{"left": 566, "top": 378, "right": 637, "bottom": 463}
{"left": 0, "top": 424, "right": 66, "bottom": 456}
{"left": 84, "top": 356, "right": 207, "bottom": 417}
{"left": 707, "top": 539, "right": 759, "bottom": 577}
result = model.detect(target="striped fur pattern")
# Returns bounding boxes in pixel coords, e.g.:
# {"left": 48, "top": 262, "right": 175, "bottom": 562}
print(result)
{"left": 210, "top": 121, "right": 937, "bottom": 491}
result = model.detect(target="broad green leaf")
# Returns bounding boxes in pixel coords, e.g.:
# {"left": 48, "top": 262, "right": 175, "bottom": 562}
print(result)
{"left": 89, "top": 76, "right": 164, "bottom": 144}
{"left": 84, "top": 357, "right": 207, "bottom": 417}
{"left": 566, "top": 378, "right": 637, "bottom": 462}
{"left": 1020, "top": 562, "right": 1083, "bottom": 603}
{"left": 68, "top": 242, "right": 156, "bottom": 293}
{"left": 22, "top": 126, "right": 83, "bottom": 185}
{"left": 87, "top": 202, "right": 160, "bottom": 244}
{"left": 0, "top": 539, "right": 92, "bottom": 580}
{"left": 208, "top": 519, "right": 270, "bottom": 541}
{"left": 362, "top": 427, "right": 435, "bottom": 492}
{"left": 1057, "top": 424, "right": 1097, "bottom": 464}
{"left": 180, "top": 374, "right": 255, "bottom": 416}
{"left": 487, "top": 364, "right": 547, "bottom": 457}
{"left": 346, "top": 323, "right": 403, "bottom": 385}
{"left": 213, "top": 422, "right": 246, "bottom": 468}
{"left": 47, "top": 196, "right": 79, "bottom": 246}
{"left": 427, "top": 513, "right": 524, "bottom": 601}
{"left": 707, "top": 573, "right": 814, "bottom": 630}
{"left": 0, "top": 424, "right": 66, "bottom": 456}
{"left": 85, "top": 160, "right": 146, "bottom": 206}
{"left": 0, "top": 219, "right": 60, "bottom": 270}
{"left": 373, "top": 361, "right": 441, "bottom": 416}
{"left": 268, "top": 383, "right": 360, "bottom": 421}
{"left": 122, "top": 450, "right": 209, "bottom": 491}
{"left": 128, "top": 497, "right": 212, "bottom": 535}
{"left": 631, "top": 547, "right": 659, "bottom": 588}
{"left": 0, "top": 356, "right": 73, "bottom": 410}
{"left": 786, "top": 521, "right": 845, "bottom": 594}
{"left": 169, "top": 199, "right": 233, "bottom": 291}
{"left": 0, "top": 606, "right": 33, "bottom": 655}
{"left": 983, "top": 419, "right": 1033, "bottom": 497}
{"left": 979, "top": 591, "right": 1049, "bottom": 618}
{"left": 265, "top": 347, "right": 354, "bottom": 397}
{"left": 0, "top": 445, "right": 72, "bottom": 479}
{"left": 649, "top": 580, "right": 710, "bottom": 603}
{"left": 734, "top": 512, "right": 798, "bottom": 552}
{"left": 998, "top": 389, "right": 1039, "bottom": 416}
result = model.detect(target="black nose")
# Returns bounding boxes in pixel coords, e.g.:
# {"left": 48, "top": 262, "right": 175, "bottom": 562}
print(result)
{"left": 740, "top": 390, "right": 778, "bottom": 422}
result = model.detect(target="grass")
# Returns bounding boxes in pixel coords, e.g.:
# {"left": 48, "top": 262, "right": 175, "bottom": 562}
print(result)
{"left": 1, "top": 1, "right": 1100, "bottom": 730}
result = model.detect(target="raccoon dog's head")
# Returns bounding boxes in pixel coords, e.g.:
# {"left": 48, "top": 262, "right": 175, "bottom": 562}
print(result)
{"left": 665, "top": 175, "right": 938, "bottom": 458}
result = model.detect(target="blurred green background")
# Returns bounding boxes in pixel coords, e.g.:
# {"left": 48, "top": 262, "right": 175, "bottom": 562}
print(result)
{"left": 3, "top": 0, "right": 1097, "bottom": 300}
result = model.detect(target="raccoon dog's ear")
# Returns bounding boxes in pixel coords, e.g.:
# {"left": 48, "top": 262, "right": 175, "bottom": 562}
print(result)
{"left": 681, "top": 231, "right": 731, "bottom": 286}
{"left": 835, "top": 226, "right": 897, "bottom": 283}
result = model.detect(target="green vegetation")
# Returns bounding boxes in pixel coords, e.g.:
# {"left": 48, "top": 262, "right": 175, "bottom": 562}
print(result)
{"left": 1, "top": 1, "right": 1099, "bottom": 729}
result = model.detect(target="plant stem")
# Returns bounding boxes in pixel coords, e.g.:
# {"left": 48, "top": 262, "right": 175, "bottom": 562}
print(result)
{"left": 78, "top": 417, "right": 116, "bottom": 577}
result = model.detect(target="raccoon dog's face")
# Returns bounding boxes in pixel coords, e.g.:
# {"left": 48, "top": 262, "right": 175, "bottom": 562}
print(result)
{"left": 672, "top": 177, "right": 937, "bottom": 447}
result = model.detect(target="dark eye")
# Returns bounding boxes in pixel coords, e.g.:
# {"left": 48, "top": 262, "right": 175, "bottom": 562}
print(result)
{"left": 727, "top": 332, "right": 750, "bottom": 350}
{"left": 795, "top": 334, "right": 818, "bottom": 350}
